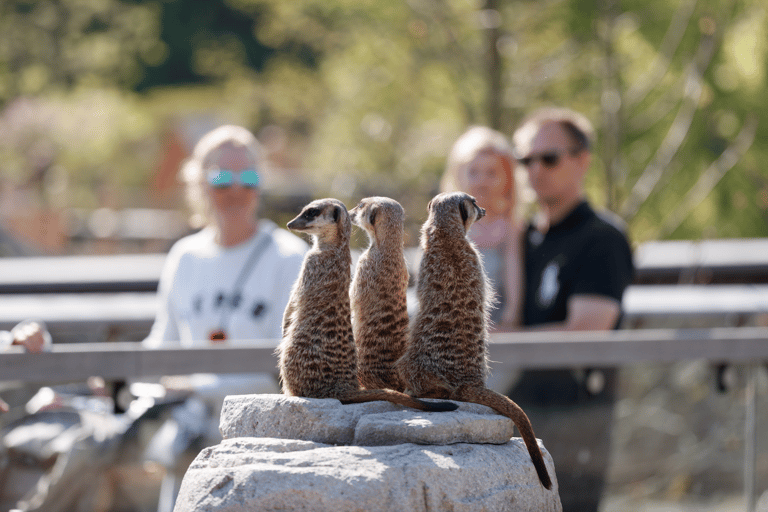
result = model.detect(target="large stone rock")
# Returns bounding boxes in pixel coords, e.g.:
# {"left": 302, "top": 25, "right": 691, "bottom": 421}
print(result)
{"left": 175, "top": 394, "right": 562, "bottom": 512}
{"left": 219, "top": 394, "right": 515, "bottom": 446}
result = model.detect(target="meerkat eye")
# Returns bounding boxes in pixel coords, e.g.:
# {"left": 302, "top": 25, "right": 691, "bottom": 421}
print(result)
{"left": 459, "top": 201, "right": 469, "bottom": 223}
{"left": 303, "top": 208, "right": 320, "bottom": 219}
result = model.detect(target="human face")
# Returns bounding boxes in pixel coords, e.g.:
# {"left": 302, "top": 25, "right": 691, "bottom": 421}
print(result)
{"left": 461, "top": 150, "right": 513, "bottom": 216}
{"left": 519, "top": 121, "right": 589, "bottom": 210}
{"left": 205, "top": 144, "right": 260, "bottom": 229}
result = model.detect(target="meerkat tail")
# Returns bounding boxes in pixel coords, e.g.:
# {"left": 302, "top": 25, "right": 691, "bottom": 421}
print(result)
{"left": 454, "top": 385, "right": 552, "bottom": 490}
{"left": 339, "top": 389, "right": 458, "bottom": 412}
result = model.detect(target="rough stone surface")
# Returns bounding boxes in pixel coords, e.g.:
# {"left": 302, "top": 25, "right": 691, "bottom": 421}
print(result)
{"left": 219, "top": 394, "right": 515, "bottom": 446}
{"left": 176, "top": 437, "right": 561, "bottom": 512}
{"left": 175, "top": 394, "right": 562, "bottom": 512}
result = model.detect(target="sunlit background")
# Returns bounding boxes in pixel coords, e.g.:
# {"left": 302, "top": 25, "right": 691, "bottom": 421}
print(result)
{"left": 1, "top": 1, "right": 767, "bottom": 511}
{"left": 1, "top": 0, "right": 767, "bottom": 256}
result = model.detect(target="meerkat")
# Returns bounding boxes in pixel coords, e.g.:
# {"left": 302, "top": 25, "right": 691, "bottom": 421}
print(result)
{"left": 349, "top": 197, "right": 409, "bottom": 392}
{"left": 396, "top": 191, "right": 553, "bottom": 490}
{"left": 277, "top": 198, "right": 456, "bottom": 413}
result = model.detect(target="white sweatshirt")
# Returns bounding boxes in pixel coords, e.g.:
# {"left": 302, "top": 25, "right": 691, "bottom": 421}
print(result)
{"left": 145, "top": 219, "right": 308, "bottom": 348}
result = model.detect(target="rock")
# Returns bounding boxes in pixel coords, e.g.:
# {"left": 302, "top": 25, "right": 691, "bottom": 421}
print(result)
{"left": 176, "top": 394, "right": 562, "bottom": 512}
{"left": 219, "top": 394, "right": 515, "bottom": 446}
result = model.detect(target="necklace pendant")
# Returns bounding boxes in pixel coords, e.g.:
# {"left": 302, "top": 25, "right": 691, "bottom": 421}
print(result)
{"left": 209, "top": 329, "right": 227, "bottom": 343}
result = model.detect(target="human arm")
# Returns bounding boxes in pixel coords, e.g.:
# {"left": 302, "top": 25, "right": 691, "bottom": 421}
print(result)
{"left": 519, "top": 295, "right": 621, "bottom": 332}
{"left": 1, "top": 321, "right": 52, "bottom": 412}
{"left": 5, "top": 320, "right": 52, "bottom": 353}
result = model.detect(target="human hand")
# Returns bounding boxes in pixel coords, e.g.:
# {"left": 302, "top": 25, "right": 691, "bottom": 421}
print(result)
{"left": 11, "top": 321, "right": 52, "bottom": 353}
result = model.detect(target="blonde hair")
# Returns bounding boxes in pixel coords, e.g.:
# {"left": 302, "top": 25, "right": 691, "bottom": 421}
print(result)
{"left": 179, "top": 125, "right": 266, "bottom": 227}
{"left": 440, "top": 125, "right": 529, "bottom": 218}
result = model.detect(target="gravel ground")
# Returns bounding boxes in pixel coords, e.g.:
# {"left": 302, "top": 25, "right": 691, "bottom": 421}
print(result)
{"left": 600, "top": 361, "right": 768, "bottom": 511}
{"left": 602, "top": 494, "right": 768, "bottom": 512}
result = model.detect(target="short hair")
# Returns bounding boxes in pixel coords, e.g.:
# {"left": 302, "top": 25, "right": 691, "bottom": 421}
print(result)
{"left": 179, "top": 125, "right": 266, "bottom": 227}
{"left": 513, "top": 107, "right": 595, "bottom": 156}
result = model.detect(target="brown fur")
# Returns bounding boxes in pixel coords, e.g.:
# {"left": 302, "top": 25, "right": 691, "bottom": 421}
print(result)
{"left": 277, "top": 198, "right": 456, "bottom": 413}
{"left": 350, "top": 197, "right": 409, "bottom": 391}
{"left": 397, "top": 191, "right": 553, "bottom": 490}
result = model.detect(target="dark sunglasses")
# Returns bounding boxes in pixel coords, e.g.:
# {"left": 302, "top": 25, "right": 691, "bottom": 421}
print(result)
{"left": 517, "top": 148, "right": 580, "bottom": 169}
{"left": 206, "top": 168, "right": 260, "bottom": 188}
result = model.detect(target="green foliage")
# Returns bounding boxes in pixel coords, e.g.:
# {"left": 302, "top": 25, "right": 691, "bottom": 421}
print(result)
{"left": 1, "top": 0, "right": 766, "bottom": 244}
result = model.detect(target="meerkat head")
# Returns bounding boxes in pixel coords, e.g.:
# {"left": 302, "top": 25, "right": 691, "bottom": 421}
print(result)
{"left": 350, "top": 196, "right": 405, "bottom": 245}
{"left": 426, "top": 192, "right": 486, "bottom": 235}
{"left": 288, "top": 198, "right": 351, "bottom": 245}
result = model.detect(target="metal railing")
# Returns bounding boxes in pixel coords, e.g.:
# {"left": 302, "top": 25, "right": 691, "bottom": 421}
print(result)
{"left": 1, "top": 327, "right": 767, "bottom": 510}
{"left": 2, "top": 327, "right": 766, "bottom": 381}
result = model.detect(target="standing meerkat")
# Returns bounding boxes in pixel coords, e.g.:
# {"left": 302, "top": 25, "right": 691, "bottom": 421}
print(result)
{"left": 349, "top": 197, "right": 409, "bottom": 392}
{"left": 397, "top": 191, "right": 552, "bottom": 490}
{"left": 277, "top": 198, "right": 456, "bottom": 412}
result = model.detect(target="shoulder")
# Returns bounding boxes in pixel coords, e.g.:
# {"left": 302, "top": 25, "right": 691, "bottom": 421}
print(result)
{"left": 584, "top": 205, "right": 631, "bottom": 248}
{"left": 168, "top": 228, "right": 216, "bottom": 256}
{"left": 162, "top": 228, "right": 216, "bottom": 269}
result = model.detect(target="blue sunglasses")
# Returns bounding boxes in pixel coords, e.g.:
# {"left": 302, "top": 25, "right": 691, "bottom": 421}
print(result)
{"left": 206, "top": 168, "right": 260, "bottom": 188}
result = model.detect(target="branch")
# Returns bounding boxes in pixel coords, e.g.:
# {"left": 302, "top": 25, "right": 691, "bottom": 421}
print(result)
{"left": 620, "top": 32, "right": 716, "bottom": 220}
{"left": 656, "top": 114, "right": 759, "bottom": 238}
{"left": 625, "top": 0, "right": 699, "bottom": 108}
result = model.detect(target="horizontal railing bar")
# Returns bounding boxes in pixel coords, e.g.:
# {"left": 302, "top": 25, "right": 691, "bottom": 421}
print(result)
{"left": 1, "top": 328, "right": 767, "bottom": 383}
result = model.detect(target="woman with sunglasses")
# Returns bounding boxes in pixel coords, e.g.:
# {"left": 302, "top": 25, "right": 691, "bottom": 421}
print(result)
{"left": 508, "top": 107, "right": 634, "bottom": 512}
{"left": 141, "top": 125, "right": 308, "bottom": 506}
{"left": 146, "top": 124, "right": 307, "bottom": 350}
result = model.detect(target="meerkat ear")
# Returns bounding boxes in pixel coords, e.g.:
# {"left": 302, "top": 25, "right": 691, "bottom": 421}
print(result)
{"left": 459, "top": 199, "right": 469, "bottom": 224}
{"left": 369, "top": 207, "right": 377, "bottom": 226}
{"left": 332, "top": 206, "right": 341, "bottom": 223}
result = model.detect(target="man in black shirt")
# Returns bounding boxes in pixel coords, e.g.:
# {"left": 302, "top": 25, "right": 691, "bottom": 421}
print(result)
{"left": 509, "top": 107, "right": 634, "bottom": 511}
{"left": 523, "top": 201, "right": 633, "bottom": 329}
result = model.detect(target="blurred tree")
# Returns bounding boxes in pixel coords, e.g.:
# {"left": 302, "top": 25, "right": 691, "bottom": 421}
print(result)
{"left": 1, "top": 0, "right": 766, "bottom": 244}
{"left": 249, "top": 0, "right": 768, "bottom": 242}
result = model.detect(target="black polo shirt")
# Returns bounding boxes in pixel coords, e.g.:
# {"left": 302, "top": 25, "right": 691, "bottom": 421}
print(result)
{"left": 522, "top": 201, "right": 634, "bottom": 328}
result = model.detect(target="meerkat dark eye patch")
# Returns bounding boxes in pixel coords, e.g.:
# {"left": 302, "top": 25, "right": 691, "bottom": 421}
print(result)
{"left": 459, "top": 201, "right": 469, "bottom": 223}
{"left": 303, "top": 208, "right": 320, "bottom": 219}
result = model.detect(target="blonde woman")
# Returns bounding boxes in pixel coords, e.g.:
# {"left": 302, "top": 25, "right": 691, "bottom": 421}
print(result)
{"left": 441, "top": 125, "right": 528, "bottom": 328}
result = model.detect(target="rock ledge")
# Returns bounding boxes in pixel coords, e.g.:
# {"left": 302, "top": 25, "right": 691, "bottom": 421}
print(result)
{"left": 175, "top": 394, "right": 562, "bottom": 512}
